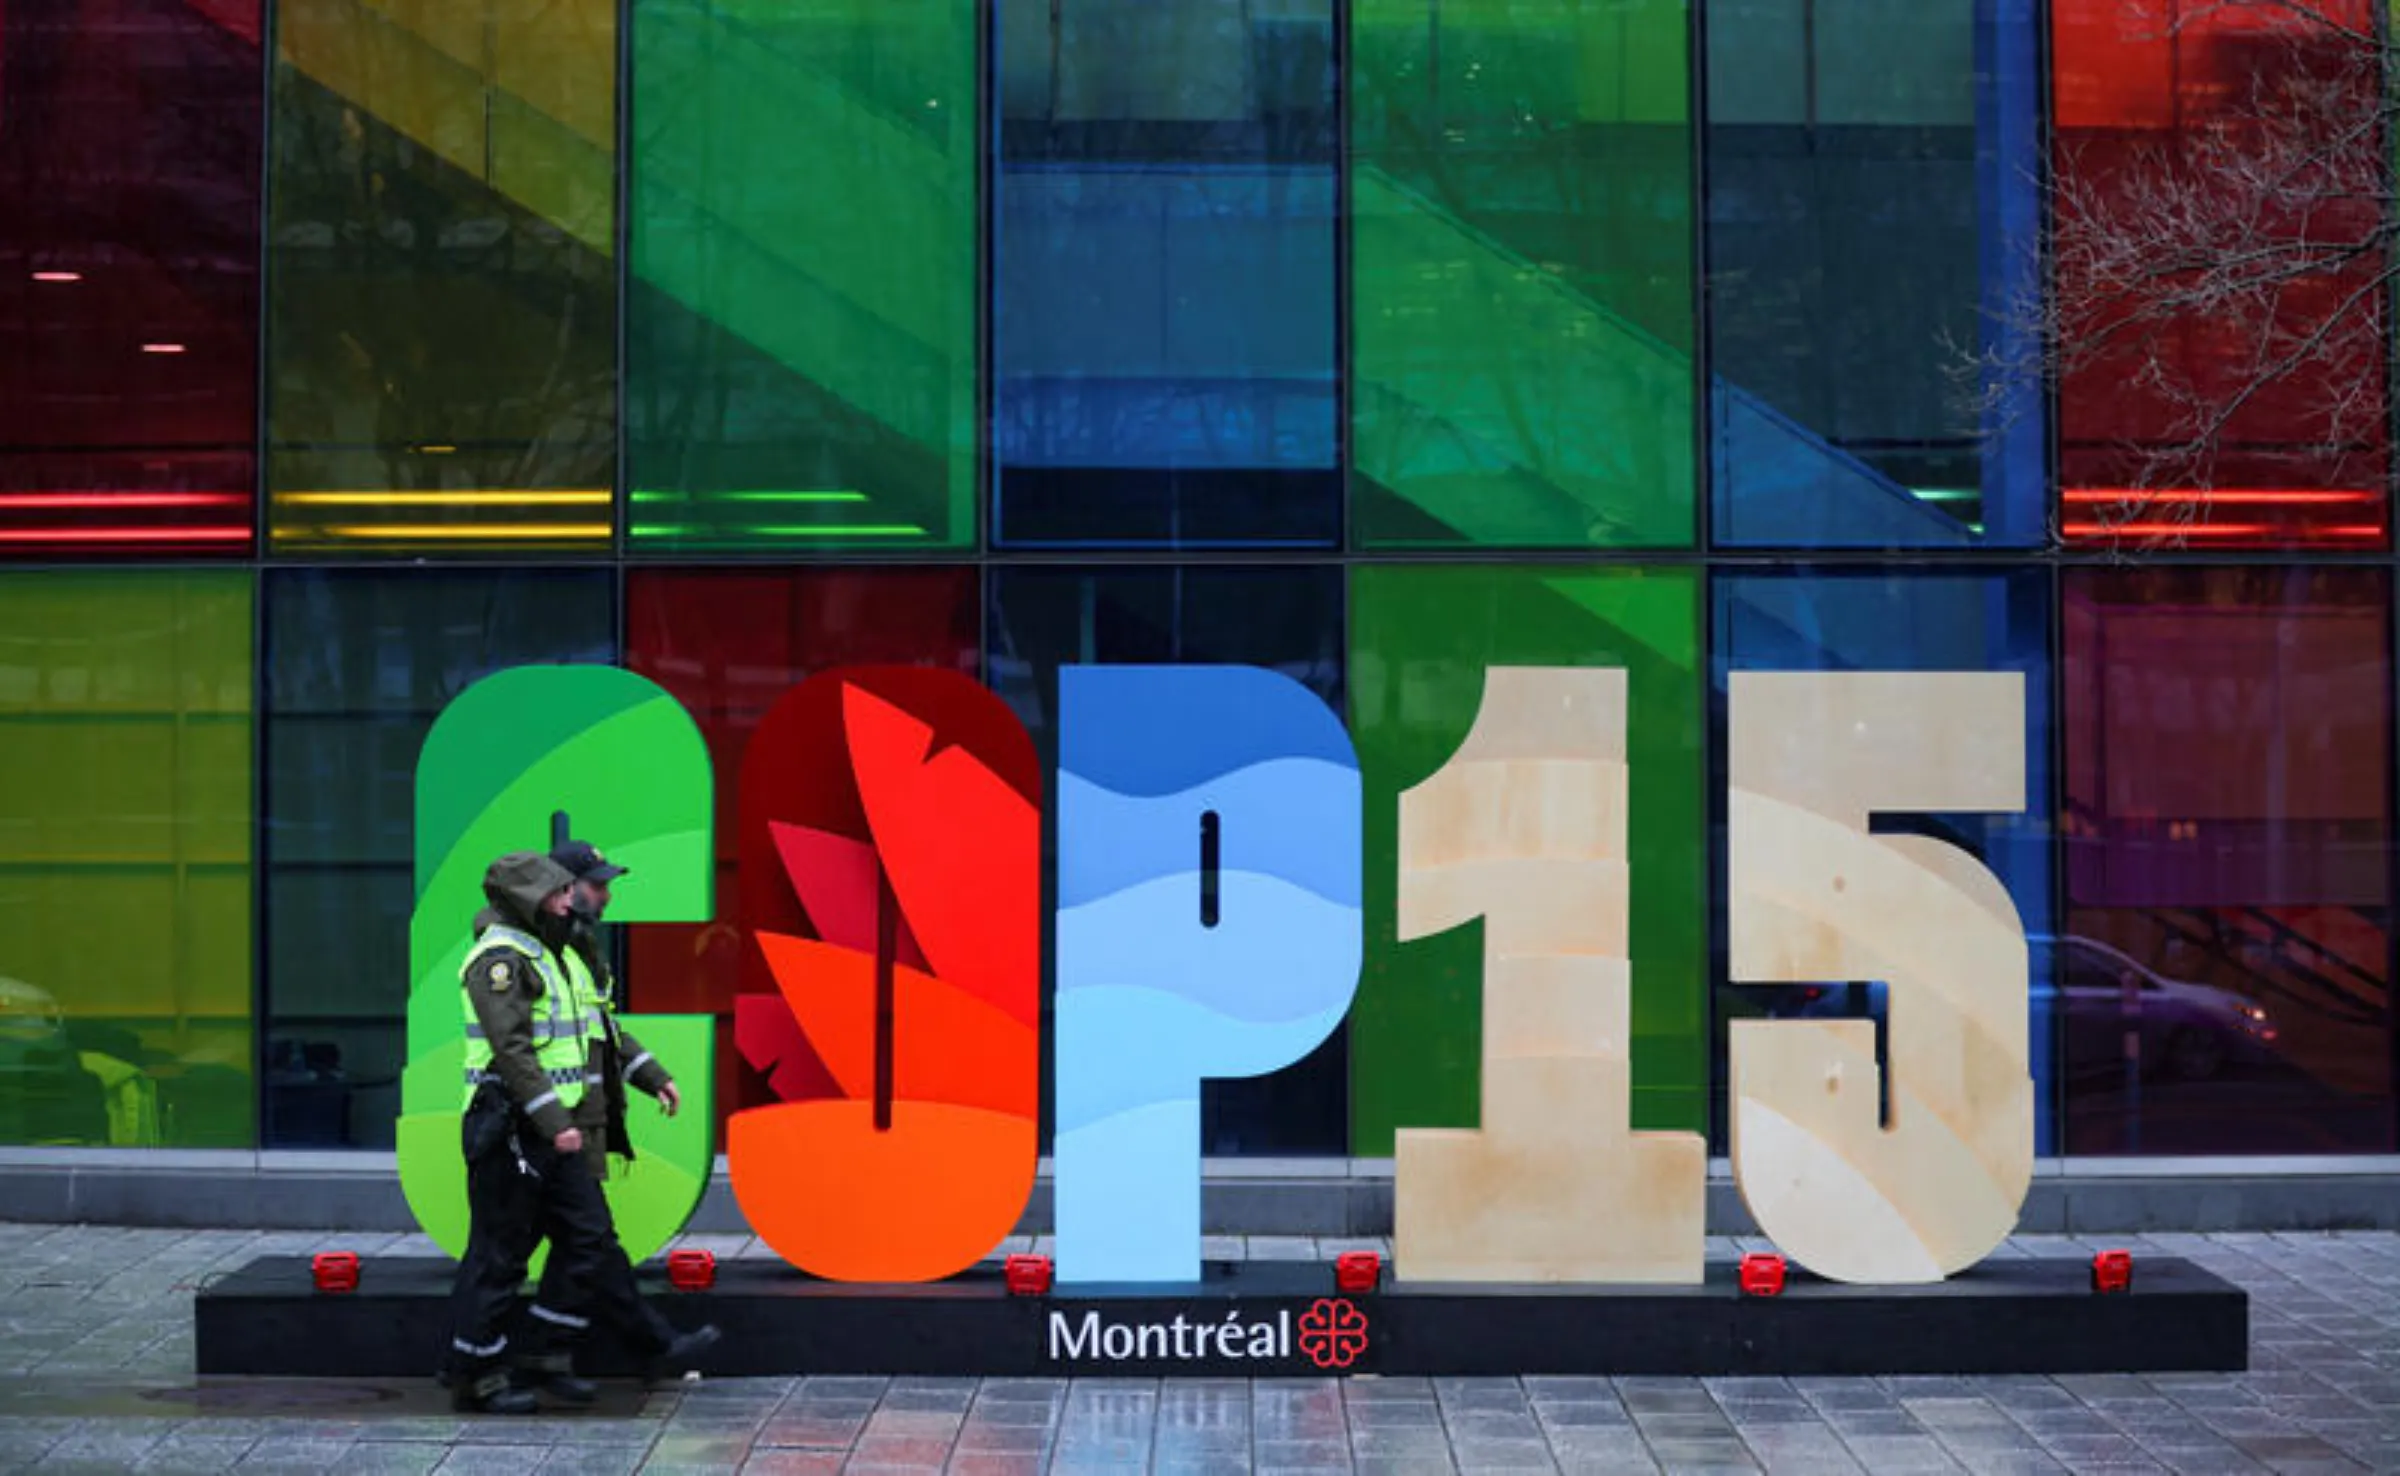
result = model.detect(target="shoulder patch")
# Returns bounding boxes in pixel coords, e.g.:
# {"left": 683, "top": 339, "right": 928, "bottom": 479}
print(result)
{"left": 466, "top": 952, "right": 539, "bottom": 997}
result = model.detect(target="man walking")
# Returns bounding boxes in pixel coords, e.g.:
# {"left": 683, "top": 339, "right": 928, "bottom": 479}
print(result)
{"left": 502, "top": 835, "right": 718, "bottom": 1406}
{"left": 441, "top": 851, "right": 613, "bottom": 1414}
{"left": 551, "top": 838, "right": 679, "bottom": 1181}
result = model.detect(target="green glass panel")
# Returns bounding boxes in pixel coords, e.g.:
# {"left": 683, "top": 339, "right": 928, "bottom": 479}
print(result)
{"left": 400, "top": 664, "right": 716, "bottom": 1261}
{"left": 629, "top": 0, "right": 978, "bottom": 551}
{"left": 1351, "top": 0, "right": 1696, "bottom": 548}
{"left": 0, "top": 573, "right": 255, "bottom": 1148}
{"left": 264, "top": 0, "right": 617, "bottom": 555}
{"left": 1348, "top": 566, "right": 1705, "bottom": 1153}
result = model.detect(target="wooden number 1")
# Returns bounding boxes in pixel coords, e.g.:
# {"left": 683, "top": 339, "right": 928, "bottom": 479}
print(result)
{"left": 1393, "top": 668, "right": 1707, "bottom": 1283}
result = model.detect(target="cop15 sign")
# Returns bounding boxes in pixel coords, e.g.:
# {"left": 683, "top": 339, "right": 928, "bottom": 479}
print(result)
{"left": 401, "top": 662, "right": 2032, "bottom": 1290}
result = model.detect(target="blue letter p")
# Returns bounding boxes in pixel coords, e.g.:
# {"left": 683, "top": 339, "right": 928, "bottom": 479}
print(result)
{"left": 1053, "top": 665, "right": 1363, "bottom": 1283}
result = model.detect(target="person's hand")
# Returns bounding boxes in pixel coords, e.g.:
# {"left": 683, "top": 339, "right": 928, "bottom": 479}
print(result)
{"left": 658, "top": 1082, "right": 681, "bottom": 1118}
{"left": 555, "top": 1127, "right": 584, "bottom": 1154}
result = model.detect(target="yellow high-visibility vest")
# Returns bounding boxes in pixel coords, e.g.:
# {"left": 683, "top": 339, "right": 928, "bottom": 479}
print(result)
{"left": 457, "top": 924, "right": 598, "bottom": 1114}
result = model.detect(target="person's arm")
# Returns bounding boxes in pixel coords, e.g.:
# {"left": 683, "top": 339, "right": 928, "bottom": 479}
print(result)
{"left": 465, "top": 949, "right": 574, "bottom": 1141}
{"left": 611, "top": 1019, "right": 673, "bottom": 1099}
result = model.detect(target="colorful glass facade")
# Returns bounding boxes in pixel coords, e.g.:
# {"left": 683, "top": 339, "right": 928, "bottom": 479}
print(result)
{"left": 0, "top": 2, "right": 2390, "bottom": 1161}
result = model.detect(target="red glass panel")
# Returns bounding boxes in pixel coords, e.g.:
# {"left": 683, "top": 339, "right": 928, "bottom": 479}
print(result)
{"left": 2051, "top": 0, "right": 2389, "bottom": 549}
{"left": 0, "top": 0, "right": 262, "bottom": 554}
{"left": 2062, "top": 568, "right": 2392, "bottom": 1154}
{"left": 623, "top": 568, "right": 981, "bottom": 1129}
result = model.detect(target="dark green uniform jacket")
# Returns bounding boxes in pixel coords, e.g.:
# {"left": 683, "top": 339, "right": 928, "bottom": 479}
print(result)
{"left": 462, "top": 853, "right": 586, "bottom": 1143}
{"left": 465, "top": 855, "right": 678, "bottom": 1180}
{"left": 562, "top": 921, "right": 672, "bottom": 1182}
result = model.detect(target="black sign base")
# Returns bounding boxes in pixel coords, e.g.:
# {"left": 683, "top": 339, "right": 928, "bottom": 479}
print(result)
{"left": 195, "top": 1256, "right": 2247, "bottom": 1379}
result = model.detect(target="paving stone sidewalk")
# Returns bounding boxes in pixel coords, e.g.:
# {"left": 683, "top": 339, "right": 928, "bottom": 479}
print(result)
{"left": 0, "top": 1223, "right": 2394, "bottom": 1473}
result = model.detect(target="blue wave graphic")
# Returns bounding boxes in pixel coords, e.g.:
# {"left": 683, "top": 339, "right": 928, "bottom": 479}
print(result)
{"left": 1057, "top": 873, "right": 1362, "bottom": 1021}
{"left": 1054, "top": 986, "right": 1351, "bottom": 1135}
{"left": 1060, "top": 665, "right": 1357, "bottom": 798}
{"left": 1056, "top": 758, "right": 1361, "bottom": 909}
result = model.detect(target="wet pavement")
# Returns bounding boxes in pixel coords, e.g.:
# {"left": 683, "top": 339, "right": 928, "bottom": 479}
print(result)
{"left": 0, "top": 1222, "right": 2395, "bottom": 1472}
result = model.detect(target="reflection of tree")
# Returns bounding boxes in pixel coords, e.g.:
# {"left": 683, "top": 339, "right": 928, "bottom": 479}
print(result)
{"left": 1974, "top": 2, "right": 2391, "bottom": 544}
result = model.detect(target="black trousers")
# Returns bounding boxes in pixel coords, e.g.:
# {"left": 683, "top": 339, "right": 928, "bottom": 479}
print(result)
{"left": 442, "top": 1089, "right": 609, "bottom": 1389}
{"left": 527, "top": 1174, "right": 677, "bottom": 1371}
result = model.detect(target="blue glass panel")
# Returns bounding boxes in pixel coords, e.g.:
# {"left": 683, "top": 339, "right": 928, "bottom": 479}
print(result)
{"left": 1712, "top": 570, "right": 2059, "bottom": 1154}
{"left": 1705, "top": 0, "right": 2043, "bottom": 548}
{"left": 991, "top": 0, "right": 1340, "bottom": 547}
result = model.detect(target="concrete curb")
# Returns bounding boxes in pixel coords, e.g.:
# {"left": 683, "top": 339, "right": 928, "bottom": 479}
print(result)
{"left": 2, "top": 1154, "right": 2395, "bottom": 1236}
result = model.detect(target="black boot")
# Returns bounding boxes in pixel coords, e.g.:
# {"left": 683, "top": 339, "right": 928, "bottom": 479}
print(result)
{"left": 453, "top": 1370, "right": 539, "bottom": 1415}
{"left": 529, "top": 1371, "right": 600, "bottom": 1407}
{"left": 643, "top": 1323, "right": 722, "bottom": 1384}
{"left": 512, "top": 1358, "right": 599, "bottom": 1407}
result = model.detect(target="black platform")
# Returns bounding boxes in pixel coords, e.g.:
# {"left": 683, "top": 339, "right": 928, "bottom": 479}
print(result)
{"left": 196, "top": 1254, "right": 2247, "bottom": 1378}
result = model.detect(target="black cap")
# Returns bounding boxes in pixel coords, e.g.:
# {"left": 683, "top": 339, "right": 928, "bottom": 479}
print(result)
{"left": 552, "top": 839, "right": 628, "bottom": 883}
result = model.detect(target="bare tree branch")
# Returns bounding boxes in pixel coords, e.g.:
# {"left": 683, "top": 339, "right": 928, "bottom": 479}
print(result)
{"left": 1959, "top": 0, "right": 2393, "bottom": 549}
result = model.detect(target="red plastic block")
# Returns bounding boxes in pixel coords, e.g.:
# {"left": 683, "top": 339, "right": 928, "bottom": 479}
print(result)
{"left": 1334, "top": 1251, "right": 1382, "bottom": 1293}
{"left": 666, "top": 1248, "right": 717, "bottom": 1291}
{"left": 1004, "top": 1254, "right": 1053, "bottom": 1296}
{"left": 1739, "top": 1253, "right": 1786, "bottom": 1297}
{"left": 311, "top": 1251, "right": 360, "bottom": 1294}
{"left": 2091, "top": 1249, "right": 2133, "bottom": 1293}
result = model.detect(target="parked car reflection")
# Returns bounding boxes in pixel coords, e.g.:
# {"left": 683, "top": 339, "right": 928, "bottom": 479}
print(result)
{"left": 1765, "top": 934, "right": 2279, "bottom": 1082}
{"left": 2034, "top": 934, "right": 2277, "bottom": 1081}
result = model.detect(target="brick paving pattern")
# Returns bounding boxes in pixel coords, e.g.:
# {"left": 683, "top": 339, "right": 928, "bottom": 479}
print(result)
{"left": 0, "top": 1223, "right": 2394, "bottom": 1472}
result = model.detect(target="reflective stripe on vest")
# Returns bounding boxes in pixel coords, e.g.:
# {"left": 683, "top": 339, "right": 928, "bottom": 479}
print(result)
{"left": 462, "top": 1013, "right": 601, "bottom": 1042}
{"left": 458, "top": 923, "right": 590, "bottom": 1112}
{"left": 465, "top": 1066, "right": 601, "bottom": 1088}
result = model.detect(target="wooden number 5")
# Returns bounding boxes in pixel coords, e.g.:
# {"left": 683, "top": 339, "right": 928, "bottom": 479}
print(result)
{"left": 1727, "top": 672, "right": 2033, "bottom": 1284}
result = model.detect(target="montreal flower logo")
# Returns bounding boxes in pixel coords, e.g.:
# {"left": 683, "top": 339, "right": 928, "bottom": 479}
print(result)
{"left": 1296, "top": 1297, "right": 1370, "bottom": 1370}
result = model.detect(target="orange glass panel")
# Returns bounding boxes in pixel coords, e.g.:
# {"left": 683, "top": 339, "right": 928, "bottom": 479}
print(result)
{"left": 2051, "top": 0, "right": 2390, "bottom": 549}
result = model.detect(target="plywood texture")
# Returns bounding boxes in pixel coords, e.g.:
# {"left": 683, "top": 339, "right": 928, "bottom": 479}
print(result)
{"left": 1393, "top": 667, "right": 1705, "bottom": 1283}
{"left": 1727, "top": 672, "right": 2034, "bottom": 1284}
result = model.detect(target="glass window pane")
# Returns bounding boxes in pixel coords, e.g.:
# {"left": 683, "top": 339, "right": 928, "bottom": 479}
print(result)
{"left": 1349, "top": 566, "right": 1706, "bottom": 1151}
{"left": 1707, "top": 0, "right": 2044, "bottom": 547}
{"left": 0, "top": 573, "right": 255, "bottom": 1147}
{"left": 266, "top": 0, "right": 617, "bottom": 554}
{"left": 1712, "top": 570, "right": 2059, "bottom": 1152}
{"left": 1351, "top": 0, "right": 1695, "bottom": 548}
{"left": 2052, "top": 0, "right": 2391, "bottom": 550}
{"left": 2062, "top": 568, "right": 2393, "bottom": 1154}
{"left": 629, "top": 1, "right": 977, "bottom": 552}
{"left": 991, "top": 0, "right": 1339, "bottom": 547}
{"left": 623, "top": 567, "right": 981, "bottom": 1142}
{"left": 262, "top": 569, "right": 614, "bottom": 1147}
{"left": 987, "top": 566, "right": 1347, "bottom": 1155}
{"left": 0, "top": 4, "right": 262, "bottom": 555}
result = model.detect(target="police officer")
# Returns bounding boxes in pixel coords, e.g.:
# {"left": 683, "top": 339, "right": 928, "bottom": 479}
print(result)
{"left": 441, "top": 851, "right": 612, "bottom": 1415}
{"left": 550, "top": 838, "right": 679, "bottom": 1180}
{"left": 506, "top": 837, "right": 719, "bottom": 1405}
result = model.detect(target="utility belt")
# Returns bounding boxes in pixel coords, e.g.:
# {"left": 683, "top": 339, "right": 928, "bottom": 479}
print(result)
{"left": 462, "top": 1080, "right": 544, "bottom": 1178}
